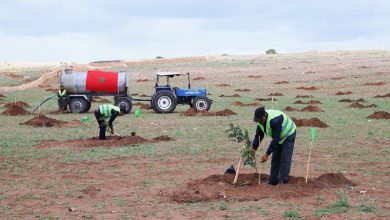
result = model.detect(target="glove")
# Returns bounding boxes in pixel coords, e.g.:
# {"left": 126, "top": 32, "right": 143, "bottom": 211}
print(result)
{"left": 261, "top": 154, "right": 269, "bottom": 163}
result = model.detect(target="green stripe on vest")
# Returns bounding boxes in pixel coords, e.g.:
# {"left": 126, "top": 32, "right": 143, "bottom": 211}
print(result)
{"left": 257, "top": 110, "right": 296, "bottom": 144}
{"left": 99, "top": 104, "right": 120, "bottom": 119}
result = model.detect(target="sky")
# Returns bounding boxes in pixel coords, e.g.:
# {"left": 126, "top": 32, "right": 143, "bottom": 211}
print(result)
{"left": 0, "top": 0, "right": 389, "bottom": 62}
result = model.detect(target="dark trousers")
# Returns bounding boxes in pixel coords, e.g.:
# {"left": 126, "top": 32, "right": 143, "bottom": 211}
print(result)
{"left": 58, "top": 97, "right": 69, "bottom": 111}
{"left": 269, "top": 131, "right": 296, "bottom": 184}
{"left": 94, "top": 110, "right": 106, "bottom": 140}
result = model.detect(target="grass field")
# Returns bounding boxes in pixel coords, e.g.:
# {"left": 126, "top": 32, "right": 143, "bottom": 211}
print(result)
{"left": 0, "top": 51, "right": 389, "bottom": 219}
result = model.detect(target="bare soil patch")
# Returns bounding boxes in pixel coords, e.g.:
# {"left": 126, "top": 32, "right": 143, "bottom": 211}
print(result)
{"left": 1, "top": 105, "right": 30, "bottom": 116}
{"left": 301, "top": 105, "right": 324, "bottom": 112}
{"left": 338, "top": 98, "right": 366, "bottom": 103}
{"left": 0, "top": 94, "right": 6, "bottom": 98}
{"left": 295, "top": 95, "right": 311, "bottom": 98}
{"left": 291, "top": 117, "right": 329, "bottom": 128}
{"left": 139, "top": 104, "right": 152, "bottom": 109}
{"left": 193, "top": 77, "right": 206, "bottom": 80}
{"left": 183, "top": 108, "right": 237, "bottom": 116}
{"left": 367, "top": 111, "right": 390, "bottom": 119}
{"left": 365, "top": 104, "right": 378, "bottom": 108}
{"left": 294, "top": 100, "right": 322, "bottom": 105}
{"left": 3, "top": 101, "right": 30, "bottom": 108}
{"left": 296, "top": 86, "right": 318, "bottom": 90}
{"left": 284, "top": 106, "right": 300, "bottom": 112}
{"left": 48, "top": 110, "right": 70, "bottom": 115}
{"left": 34, "top": 135, "right": 174, "bottom": 149}
{"left": 216, "top": 83, "right": 231, "bottom": 87}
{"left": 255, "top": 98, "right": 278, "bottom": 101}
{"left": 268, "top": 93, "right": 283, "bottom": 96}
{"left": 364, "top": 82, "right": 385, "bottom": 86}
{"left": 275, "top": 81, "right": 289, "bottom": 84}
{"left": 20, "top": 115, "right": 83, "bottom": 127}
{"left": 294, "top": 100, "right": 306, "bottom": 104}
{"left": 247, "top": 75, "right": 262, "bottom": 78}
{"left": 335, "top": 91, "right": 353, "bottom": 95}
{"left": 231, "top": 101, "right": 259, "bottom": 107}
{"left": 374, "top": 93, "right": 390, "bottom": 98}
{"left": 170, "top": 173, "right": 355, "bottom": 202}
{"left": 234, "top": 88, "right": 251, "bottom": 92}
{"left": 330, "top": 77, "right": 344, "bottom": 80}
{"left": 219, "top": 94, "right": 241, "bottom": 98}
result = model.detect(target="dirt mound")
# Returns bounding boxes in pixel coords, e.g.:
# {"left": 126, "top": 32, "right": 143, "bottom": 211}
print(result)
{"left": 92, "top": 97, "right": 111, "bottom": 103}
{"left": 234, "top": 88, "right": 251, "bottom": 92}
{"left": 339, "top": 98, "right": 365, "bottom": 103}
{"left": 216, "top": 84, "right": 231, "bottom": 87}
{"left": 284, "top": 106, "right": 300, "bottom": 112}
{"left": 136, "top": 79, "right": 149, "bottom": 82}
{"left": 308, "top": 100, "right": 322, "bottom": 104}
{"left": 255, "top": 98, "right": 277, "bottom": 101}
{"left": 364, "top": 82, "right": 385, "bottom": 86}
{"left": 247, "top": 75, "right": 262, "bottom": 78}
{"left": 151, "top": 135, "right": 175, "bottom": 142}
{"left": 331, "top": 77, "right": 344, "bottom": 80}
{"left": 275, "top": 81, "right": 289, "bottom": 84}
{"left": 268, "top": 93, "right": 283, "bottom": 96}
{"left": 169, "top": 173, "right": 355, "bottom": 202}
{"left": 4, "top": 101, "right": 30, "bottom": 108}
{"left": 20, "top": 115, "right": 82, "bottom": 127}
{"left": 365, "top": 104, "right": 378, "bottom": 108}
{"left": 301, "top": 105, "right": 323, "bottom": 112}
{"left": 335, "top": 91, "right": 353, "bottom": 95}
{"left": 367, "top": 111, "right": 390, "bottom": 119}
{"left": 295, "top": 95, "right": 311, "bottom": 98}
{"left": 0, "top": 94, "right": 6, "bottom": 98}
{"left": 193, "top": 77, "right": 205, "bottom": 80}
{"left": 183, "top": 108, "right": 237, "bottom": 116}
{"left": 297, "top": 86, "right": 318, "bottom": 90}
{"left": 291, "top": 117, "right": 329, "bottom": 128}
{"left": 139, "top": 104, "right": 152, "bottom": 109}
{"left": 374, "top": 93, "right": 390, "bottom": 98}
{"left": 348, "top": 102, "right": 365, "bottom": 108}
{"left": 48, "top": 110, "right": 70, "bottom": 115}
{"left": 294, "top": 100, "right": 306, "bottom": 104}
{"left": 139, "top": 94, "right": 150, "bottom": 97}
{"left": 219, "top": 94, "right": 241, "bottom": 98}
{"left": 231, "top": 101, "right": 259, "bottom": 107}
{"left": 1, "top": 105, "right": 30, "bottom": 116}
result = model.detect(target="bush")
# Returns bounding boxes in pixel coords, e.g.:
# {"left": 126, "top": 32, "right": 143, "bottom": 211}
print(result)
{"left": 283, "top": 210, "right": 302, "bottom": 219}
{"left": 266, "top": 49, "right": 277, "bottom": 54}
{"left": 155, "top": 56, "right": 164, "bottom": 59}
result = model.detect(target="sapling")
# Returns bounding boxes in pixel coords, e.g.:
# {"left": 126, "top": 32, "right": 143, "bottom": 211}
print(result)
{"left": 226, "top": 123, "right": 256, "bottom": 168}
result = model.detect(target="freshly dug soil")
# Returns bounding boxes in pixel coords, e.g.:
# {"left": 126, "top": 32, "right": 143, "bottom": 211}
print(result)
{"left": 275, "top": 81, "right": 289, "bottom": 84}
{"left": 232, "top": 101, "right": 259, "bottom": 107}
{"left": 295, "top": 95, "right": 311, "bottom": 98}
{"left": 331, "top": 77, "right": 344, "bottom": 80}
{"left": 268, "top": 93, "right": 283, "bottom": 96}
{"left": 216, "top": 84, "right": 231, "bottom": 87}
{"left": 291, "top": 117, "right": 329, "bottom": 128}
{"left": 284, "top": 106, "right": 300, "bottom": 112}
{"left": 183, "top": 108, "right": 237, "bottom": 116}
{"left": 170, "top": 173, "right": 355, "bottom": 202}
{"left": 255, "top": 98, "right": 278, "bottom": 101}
{"left": 140, "top": 104, "right": 152, "bottom": 109}
{"left": 348, "top": 102, "right": 365, "bottom": 108}
{"left": 364, "top": 82, "right": 385, "bottom": 86}
{"left": 33, "top": 135, "right": 174, "bottom": 149}
{"left": 339, "top": 98, "right": 366, "bottom": 103}
{"left": 374, "top": 93, "right": 390, "bottom": 98}
{"left": 247, "top": 75, "right": 262, "bottom": 78}
{"left": 4, "top": 101, "right": 30, "bottom": 108}
{"left": 308, "top": 100, "right": 322, "bottom": 104}
{"left": 367, "top": 111, "right": 390, "bottom": 119}
{"left": 193, "top": 77, "right": 205, "bottom": 80}
{"left": 234, "top": 88, "right": 251, "bottom": 92}
{"left": 365, "top": 104, "right": 378, "bottom": 108}
{"left": 296, "top": 86, "right": 318, "bottom": 90}
{"left": 0, "top": 94, "right": 5, "bottom": 98}
{"left": 219, "top": 94, "right": 241, "bottom": 98}
{"left": 1, "top": 105, "right": 29, "bottom": 116}
{"left": 48, "top": 110, "right": 70, "bottom": 115}
{"left": 301, "top": 105, "right": 323, "bottom": 112}
{"left": 335, "top": 91, "right": 353, "bottom": 95}
{"left": 136, "top": 79, "right": 149, "bottom": 82}
{"left": 20, "top": 115, "right": 83, "bottom": 127}
{"left": 294, "top": 100, "right": 306, "bottom": 104}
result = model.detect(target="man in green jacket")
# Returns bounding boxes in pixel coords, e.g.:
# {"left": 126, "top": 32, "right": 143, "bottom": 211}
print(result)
{"left": 94, "top": 104, "right": 126, "bottom": 140}
{"left": 252, "top": 107, "right": 297, "bottom": 185}
{"left": 57, "top": 85, "right": 69, "bottom": 111}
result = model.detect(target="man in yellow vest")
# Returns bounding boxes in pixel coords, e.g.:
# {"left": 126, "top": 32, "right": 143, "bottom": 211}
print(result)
{"left": 94, "top": 104, "right": 126, "bottom": 140}
{"left": 252, "top": 107, "right": 297, "bottom": 185}
{"left": 57, "top": 85, "right": 69, "bottom": 111}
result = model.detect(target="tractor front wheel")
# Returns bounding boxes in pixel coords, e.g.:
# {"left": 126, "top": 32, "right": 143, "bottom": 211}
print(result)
{"left": 192, "top": 96, "right": 211, "bottom": 111}
{"left": 151, "top": 91, "right": 177, "bottom": 113}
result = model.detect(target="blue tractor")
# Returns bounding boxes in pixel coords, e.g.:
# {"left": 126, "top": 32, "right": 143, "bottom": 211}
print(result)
{"left": 151, "top": 72, "right": 212, "bottom": 113}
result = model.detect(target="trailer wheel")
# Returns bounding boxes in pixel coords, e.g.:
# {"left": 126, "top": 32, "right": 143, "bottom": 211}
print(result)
{"left": 115, "top": 97, "right": 132, "bottom": 113}
{"left": 193, "top": 96, "right": 211, "bottom": 111}
{"left": 151, "top": 91, "right": 177, "bottom": 113}
{"left": 69, "top": 98, "right": 89, "bottom": 113}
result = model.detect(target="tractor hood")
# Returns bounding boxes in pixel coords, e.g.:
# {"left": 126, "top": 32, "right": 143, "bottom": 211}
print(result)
{"left": 175, "top": 88, "right": 207, "bottom": 97}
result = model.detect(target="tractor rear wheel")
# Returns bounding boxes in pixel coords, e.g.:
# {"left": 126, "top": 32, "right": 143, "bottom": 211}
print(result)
{"left": 69, "top": 97, "right": 89, "bottom": 113}
{"left": 151, "top": 91, "right": 177, "bottom": 113}
{"left": 192, "top": 96, "right": 211, "bottom": 111}
{"left": 115, "top": 97, "right": 132, "bottom": 113}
